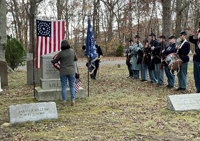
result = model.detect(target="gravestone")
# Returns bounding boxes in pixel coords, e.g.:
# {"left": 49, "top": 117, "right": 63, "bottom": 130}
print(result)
{"left": 0, "top": 76, "right": 3, "bottom": 92}
{"left": 8, "top": 102, "right": 58, "bottom": 124}
{"left": 35, "top": 51, "right": 85, "bottom": 101}
{"left": 27, "top": 53, "right": 41, "bottom": 85}
{"left": 167, "top": 93, "right": 200, "bottom": 111}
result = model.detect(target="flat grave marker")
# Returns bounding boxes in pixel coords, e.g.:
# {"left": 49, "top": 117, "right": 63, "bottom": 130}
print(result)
{"left": 167, "top": 93, "right": 200, "bottom": 111}
{"left": 8, "top": 102, "right": 58, "bottom": 124}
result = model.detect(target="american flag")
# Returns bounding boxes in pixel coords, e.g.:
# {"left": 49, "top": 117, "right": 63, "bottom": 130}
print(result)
{"left": 75, "top": 79, "right": 82, "bottom": 93}
{"left": 36, "top": 19, "right": 65, "bottom": 68}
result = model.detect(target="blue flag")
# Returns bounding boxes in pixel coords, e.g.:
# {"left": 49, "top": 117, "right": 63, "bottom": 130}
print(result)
{"left": 85, "top": 16, "right": 98, "bottom": 74}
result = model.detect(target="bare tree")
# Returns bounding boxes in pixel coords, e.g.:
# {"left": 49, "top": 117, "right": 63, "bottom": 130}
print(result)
{"left": 0, "top": 0, "right": 7, "bottom": 61}
{"left": 175, "top": 0, "right": 190, "bottom": 37}
{"left": 162, "top": 0, "right": 172, "bottom": 42}
{"left": 28, "top": 0, "right": 43, "bottom": 54}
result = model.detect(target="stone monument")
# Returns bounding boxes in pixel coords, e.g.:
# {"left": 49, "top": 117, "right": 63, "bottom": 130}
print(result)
{"left": 35, "top": 51, "right": 85, "bottom": 101}
{"left": 167, "top": 93, "right": 200, "bottom": 111}
{"left": 27, "top": 58, "right": 41, "bottom": 85}
{"left": 0, "top": 0, "right": 8, "bottom": 86}
{"left": 8, "top": 102, "right": 58, "bottom": 124}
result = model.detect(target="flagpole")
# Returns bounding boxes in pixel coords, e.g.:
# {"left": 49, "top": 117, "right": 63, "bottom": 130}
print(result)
{"left": 32, "top": 14, "right": 36, "bottom": 97}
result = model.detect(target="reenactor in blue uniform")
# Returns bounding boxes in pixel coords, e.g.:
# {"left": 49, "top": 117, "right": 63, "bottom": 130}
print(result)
{"left": 90, "top": 38, "right": 103, "bottom": 80}
{"left": 140, "top": 39, "right": 149, "bottom": 81}
{"left": 175, "top": 31, "right": 190, "bottom": 92}
{"left": 151, "top": 35, "right": 166, "bottom": 86}
{"left": 147, "top": 33, "right": 159, "bottom": 83}
{"left": 130, "top": 35, "right": 143, "bottom": 79}
{"left": 126, "top": 39, "right": 133, "bottom": 78}
{"left": 162, "top": 35, "right": 176, "bottom": 89}
{"left": 189, "top": 30, "right": 200, "bottom": 93}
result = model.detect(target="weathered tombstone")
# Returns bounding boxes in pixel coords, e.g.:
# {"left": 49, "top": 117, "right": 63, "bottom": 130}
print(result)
{"left": 27, "top": 59, "right": 41, "bottom": 85}
{"left": 27, "top": 53, "right": 41, "bottom": 84}
{"left": 0, "top": 76, "right": 3, "bottom": 92}
{"left": 35, "top": 51, "right": 85, "bottom": 101}
{"left": 8, "top": 102, "right": 58, "bottom": 124}
{"left": 167, "top": 93, "right": 200, "bottom": 111}
{"left": 0, "top": 0, "right": 8, "bottom": 86}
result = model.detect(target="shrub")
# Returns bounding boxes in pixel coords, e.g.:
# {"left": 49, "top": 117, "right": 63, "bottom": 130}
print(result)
{"left": 115, "top": 45, "right": 124, "bottom": 56}
{"left": 6, "top": 38, "right": 26, "bottom": 70}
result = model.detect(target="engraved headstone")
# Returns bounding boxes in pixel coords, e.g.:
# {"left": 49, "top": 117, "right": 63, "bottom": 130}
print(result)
{"left": 0, "top": 76, "right": 3, "bottom": 92}
{"left": 8, "top": 102, "right": 58, "bottom": 124}
{"left": 27, "top": 59, "right": 41, "bottom": 84}
{"left": 167, "top": 93, "right": 200, "bottom": 111}
{"left": 35, "top": 51, "right": 85, "bottom": 101}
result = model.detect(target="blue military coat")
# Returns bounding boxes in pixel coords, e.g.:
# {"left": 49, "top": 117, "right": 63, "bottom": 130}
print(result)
{"left": 130, "top": 41, "right": 143, "bottom": 70}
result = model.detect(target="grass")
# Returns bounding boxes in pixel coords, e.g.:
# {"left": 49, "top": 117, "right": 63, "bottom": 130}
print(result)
{"left": 0, "top": 61, "right": 200, "bottom": 141}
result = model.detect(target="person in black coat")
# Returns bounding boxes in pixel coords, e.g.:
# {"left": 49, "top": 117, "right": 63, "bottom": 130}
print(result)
{"left": 151, "top": 35, "right": 166, "bottom": 86}
{"left": 147, "top": 33, "right": 159, "bottom": 83}
{"left": 91, "top": 38, "right": 103, "bottom": 80}
{"left": 162, "top": 35, "right": 176, "bottom": 89}
{"left": 189, "top": 30, "right": 200, "bottom": 93}
{"left": 175, "top": 31, "right": 190, "bottom": 92}
{"left": 126, "top": 38, "right": 133, "bottom": 78}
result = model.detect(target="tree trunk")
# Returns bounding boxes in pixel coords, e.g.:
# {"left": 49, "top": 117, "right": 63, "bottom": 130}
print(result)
{"left": 0, "top": 0, "right": 7, "bottom": 61}
{"left": 82, "top": 0, "right": 86, "bottom": 45}
{"left": 13, "top": 0, "right": 22, "bottom": 43}
{"left": 65, "top": 0, "right": 69, "bottom": 40}
{"left": 162, "top": 0, "right": 172, "bottom": 44}
{"left": 28, "top": 0, "right": 43, "bottom": 54}
{"left": 57, "top": 0, "right": 62, "bottom": 20}
{"left": 28, "top": 0, "right": 36, "bottom": 53}
{"left": 175, "top": 0, "right": 190, "bottom": 37}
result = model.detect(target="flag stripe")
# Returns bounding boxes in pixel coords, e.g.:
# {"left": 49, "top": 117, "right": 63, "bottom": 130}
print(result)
{"left": 36, "top": 36, "right": 39, "bottom": 68}
{"left": 58, "top": 21, "right": 61, "bottom": 51}
{"left": 53, "top": 21, "right": 56, "bottom": 52}
{"left": 62, "top": 21, "right": 65, "bottom": 40}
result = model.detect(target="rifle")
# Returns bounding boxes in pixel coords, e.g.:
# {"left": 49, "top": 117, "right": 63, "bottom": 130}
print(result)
{"left": 160, "top": 31, "right": 165, "bottom": 69}
{"left": 142, "top": 27, "right": 147, "bottom": 64}
{"left": 123, "top": 33, "right": 126, "bottom": 49}
{"left": 127, "top": 31, "right": 132, "bottom": 62}
{"left": 150, "top": 28, "right": 154, "bottom": 66}
{"left": 136, "top": 30, "right": 140, "bottom": 64}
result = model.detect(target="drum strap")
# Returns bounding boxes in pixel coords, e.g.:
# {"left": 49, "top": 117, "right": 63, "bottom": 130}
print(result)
{"left": 178, "top": 39, "right": 187, "bottom": 49}
{"left": 177, "top": 39, "right": 187, "bottom": 53}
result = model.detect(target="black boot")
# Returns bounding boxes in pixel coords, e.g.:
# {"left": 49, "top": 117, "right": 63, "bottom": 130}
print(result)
{"left": 90, "top": 74, "right": 94, "bottom": 79}
{"left": 127, "top": 71, "right": 131, "bottom": 78}
{"left": 93, "top": 70, "right": 97, "bottom": 80}
{"left": 130, "top": 71, "right": 133, "bottom": 78}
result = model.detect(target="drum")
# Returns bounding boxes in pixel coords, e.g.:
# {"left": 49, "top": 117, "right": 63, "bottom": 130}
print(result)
{"left": 164, "top": 53, "right": 183, "bottom": 70}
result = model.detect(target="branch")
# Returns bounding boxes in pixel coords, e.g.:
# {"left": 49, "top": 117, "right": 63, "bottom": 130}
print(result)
{"left": 177, "top": 1, "right": 190, "bottom": 14}
{"left": 189, "top": 0, "right": 200, "bottom": 10}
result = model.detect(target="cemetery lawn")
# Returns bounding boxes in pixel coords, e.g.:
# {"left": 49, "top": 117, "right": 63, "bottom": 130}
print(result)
{"left": 1, "top": 62, "right": 200, "bottom": 141}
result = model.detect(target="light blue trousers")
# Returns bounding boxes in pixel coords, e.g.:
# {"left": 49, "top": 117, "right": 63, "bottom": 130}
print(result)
{"left": 177, "top": 62, "right": 188, "bottom": 89}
